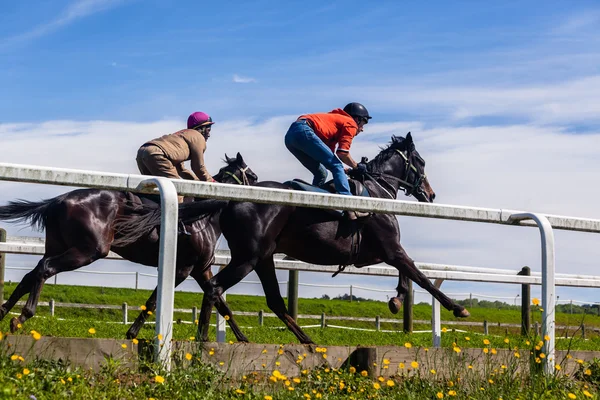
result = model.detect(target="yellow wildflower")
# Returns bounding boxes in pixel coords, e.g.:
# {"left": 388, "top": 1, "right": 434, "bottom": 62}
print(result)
{"left": 154, "top": 375, "right": 165, "bottom": 384}
{"left": 532, "top": 298, "right": 540, "bottom": 306}
{"left": 132, "top": 338, "right": 139, "bottom": 344}
{"left": 373, "top": 383, "right": 381, "bottom": 390}
{"left": 411, "top": 361, "right": 419, "bottom": 369}
{"left": 361, "top": 370, "right": 368, "bottom": 377}
{"left": 235, "top": 389, "right": 245, "bottom": 394}
{"left": 121, "top": 344, "right": 127, "bottom": 349}
{"left": 568, "top": 394, "right": 576, "bottom": 399}
{"left": 23, "top": 368, "right": 30, "bottom": 375}
{"left": 386, "top": 380, "right": 395, "bottom": 387}
{"left": 185, "top": 353, "right": 192, "bottom": 361}
{"left": 88, "top": 328, "right": 96, "bottom": 334}
{"left": 404, "top": 342, "right": 412, "bottom": 349}
{"left": 437, "top": 393, "right": 444, "bottom": 399}
{"left": 224, "top": 315, "right": 230, "bottom": 321}
{"left": 483, "top": 339, "right": 490, "bottom": 345}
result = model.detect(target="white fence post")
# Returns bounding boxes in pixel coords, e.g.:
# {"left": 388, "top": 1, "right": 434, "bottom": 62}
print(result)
{"left": 216, "top": 265, "right": 227, "bottom": 343}
{"left": 432, "top": 279, "right": 444, "bottom": 347}
{"left": 138, "top": 178, "right": 179, "bottom": 371}
{"left": 508, "top": 213, "right": 555, "bottom": 374}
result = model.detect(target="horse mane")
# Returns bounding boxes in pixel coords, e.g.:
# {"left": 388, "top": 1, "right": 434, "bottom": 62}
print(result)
{"left": 367, "top": 134, "right": 412, "bottom": 173}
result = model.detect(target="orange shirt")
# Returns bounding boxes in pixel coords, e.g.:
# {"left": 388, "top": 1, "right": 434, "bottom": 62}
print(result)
{"left": 298, "top": 108, "right": 358, "bottom": 153}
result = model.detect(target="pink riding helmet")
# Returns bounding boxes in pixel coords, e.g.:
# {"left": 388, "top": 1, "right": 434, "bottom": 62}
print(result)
{"left": 187, "top": 112, "right": 214, "bottom": 129}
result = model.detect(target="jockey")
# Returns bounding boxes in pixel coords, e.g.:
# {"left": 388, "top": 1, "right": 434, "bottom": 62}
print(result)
{"left": 285, "top": 102, "right": 371, "bottom": 195}
{"left": 136, "top": 112, "right": 216, "bottom": 202}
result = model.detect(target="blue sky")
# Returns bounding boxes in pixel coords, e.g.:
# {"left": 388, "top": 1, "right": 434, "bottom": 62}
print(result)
{"left": 1, "top": 1, "right": 600, "bottom": 309}
{"left": 2, "top": 0, "right": 599, "bottom": 124}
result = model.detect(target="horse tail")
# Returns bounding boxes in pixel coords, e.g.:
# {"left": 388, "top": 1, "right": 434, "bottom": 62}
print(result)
{"left": 113, "top": 199, "right": 229, "bottom": 247}
{"left": 0, "top": 196, "right": 64, "bottom": 231}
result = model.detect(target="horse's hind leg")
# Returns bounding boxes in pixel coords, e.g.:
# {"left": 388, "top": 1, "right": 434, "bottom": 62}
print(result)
{"left": 192, "top": 267, "right": 249, "bottom": 343}
{"left": 255, "top": 256, "right": 314, "bottom": 344}
{"left": 8, "top": 246, "right": 106, "bottom": 332}
{"left": 0, "top": 258, "right": 47, "bottom": 322}
{"left": 387, "top": 245, "right": 470, "bottom": 318}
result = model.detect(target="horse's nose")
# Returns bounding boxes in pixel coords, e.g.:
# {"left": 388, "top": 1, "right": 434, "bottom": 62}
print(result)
{"left": 431, "top": 192, "right": 436, "bottom": 201}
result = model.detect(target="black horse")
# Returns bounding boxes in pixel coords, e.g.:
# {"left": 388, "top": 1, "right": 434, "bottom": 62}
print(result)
{"left": 0, "top": 153, "right": 258, "bottom": 339}
{"left": 119, "top": 134, "right": 470, "bottom": 344}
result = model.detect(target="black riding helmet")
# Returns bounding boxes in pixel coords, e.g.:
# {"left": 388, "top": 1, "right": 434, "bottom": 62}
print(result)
{"left": 343, "top": 102, "right": 372, "bottom": 122}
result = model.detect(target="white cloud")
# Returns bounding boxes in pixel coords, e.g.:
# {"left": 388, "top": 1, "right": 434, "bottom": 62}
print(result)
{"left": 0, "top": 0, "right": 128, "bottom": 49}
{"left": 232, "top": 74, "right": 257, "bottom": 84}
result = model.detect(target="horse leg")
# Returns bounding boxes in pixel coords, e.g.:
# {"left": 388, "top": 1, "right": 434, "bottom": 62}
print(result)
{"left": 191, "top": 267, "right": 249, "bottom": 343}
{"left": 387, "top": 246, "right": 470, "bottom": 318}
{"left": 0, "top": 258, "right": 47, "bottom": 322}
{"left": 126, "top": 266, "right": 194, "bottom": 339}
{"left": 388, "top": 273, "right": 410, "bottom": 314}
{"left": 254, "top": 256, "right": 314, "bottom": 344}
{"left": 9, "top": 246, "right": 107, "bottom": 332}
{"left": 197, "top": 256, "right": 258, "bottom": 342}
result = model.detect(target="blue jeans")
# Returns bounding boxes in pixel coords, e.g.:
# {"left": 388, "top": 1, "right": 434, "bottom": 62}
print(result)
{"left": 284, "top": 120, "right": 352, "bottom": 195}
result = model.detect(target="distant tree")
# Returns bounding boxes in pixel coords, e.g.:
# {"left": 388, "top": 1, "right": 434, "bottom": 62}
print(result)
{"left": 320, "top": 294, "right": 330, "bottom": 300}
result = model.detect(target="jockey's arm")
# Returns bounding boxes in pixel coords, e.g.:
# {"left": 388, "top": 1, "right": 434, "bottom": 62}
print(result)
{"left": 189, "top": 144, "right": 214, "bottom": 182}
{"left": 336, "top": 150, "right": 359, "bottom": 169}
{"left": 176, "top": 163, "right": 198, "bottom": 181}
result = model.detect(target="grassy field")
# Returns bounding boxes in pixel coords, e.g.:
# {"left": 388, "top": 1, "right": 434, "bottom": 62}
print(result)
{"left": 2, "top": 282, "right": 600, "bottom": 350}
{"left": 2, "top": 282, "right": 600, "bottom": 399}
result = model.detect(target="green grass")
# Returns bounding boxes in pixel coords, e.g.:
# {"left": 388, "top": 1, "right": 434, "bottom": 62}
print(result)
{"left": 2, "top": 282, "right": 600, "bottom": 351}
{"left": 3, "top": 283, "right": 600, "bottom": 399}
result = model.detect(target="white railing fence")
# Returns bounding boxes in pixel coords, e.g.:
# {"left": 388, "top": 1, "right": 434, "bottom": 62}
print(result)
{"left": 2, "top": 162, "right": 600, "bottom": 373}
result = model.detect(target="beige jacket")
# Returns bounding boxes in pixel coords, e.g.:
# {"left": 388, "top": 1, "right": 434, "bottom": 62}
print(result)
{"left": 146, "top": 129, "right": 213, "bottom": 181}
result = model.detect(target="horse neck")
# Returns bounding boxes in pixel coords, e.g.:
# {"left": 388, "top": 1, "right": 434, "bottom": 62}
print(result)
{"left": 366, "top": 157, "right": 406, "bottom": 198}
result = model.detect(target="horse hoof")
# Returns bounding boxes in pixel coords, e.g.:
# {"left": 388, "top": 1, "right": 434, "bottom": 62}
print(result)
{"left": 9, "top": 317, "right": 21, "bottom": 333}
{"left": 388, "top": 298, "right": 402, "bottom": 314}
{"left": 454, "top": 308, "right": 470, "bottom": 318}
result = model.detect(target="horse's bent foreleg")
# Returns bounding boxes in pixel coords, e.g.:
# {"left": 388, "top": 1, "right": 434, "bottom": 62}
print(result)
{"left": 387, "top": 246, "right": 469, "bottom": 318}
{"left": 255, "top": 257, "right": 314, "bottom": 344}
{"left": 388, "top": 273, "right": 410, "bottom": 314}
{"left": 127, "top": 266, "right": 196, "bottom": 339}
{"left": 197, "top": 257, "right": 257, "bottom": 342}
{"left": 192, "top": 268, "right": 249, "bottom": 343}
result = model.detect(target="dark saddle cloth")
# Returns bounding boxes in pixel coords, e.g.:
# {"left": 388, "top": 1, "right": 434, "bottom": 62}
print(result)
{"left": 283, "top": 179, "right": 370, "bottom": 197}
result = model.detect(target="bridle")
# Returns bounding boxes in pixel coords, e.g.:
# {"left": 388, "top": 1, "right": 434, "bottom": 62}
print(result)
{"left": 223, "top": 165, "right": 251, "bottom": 186}
{"left": 365, "top": 149, "right": 428, "bottom": 201}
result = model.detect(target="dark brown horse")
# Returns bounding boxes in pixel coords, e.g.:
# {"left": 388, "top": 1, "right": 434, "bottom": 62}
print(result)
{"left": 119, "top": 134, "right": 470, "bottom": 344}
{"left": 0, "top": 153, "right": 258, "bottom": 339}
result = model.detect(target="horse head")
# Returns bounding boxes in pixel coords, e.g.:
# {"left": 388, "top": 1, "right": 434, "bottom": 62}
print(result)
{"left": 214, "top": 152, "right": 258, "bottom": 186}
{"left": 369, "top": 132, "right": 436, "bottom": 203}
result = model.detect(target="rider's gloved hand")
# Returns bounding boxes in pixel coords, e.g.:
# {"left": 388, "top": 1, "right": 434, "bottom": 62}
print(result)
{"left": 355, "top": 162, "right": 367, "bottom": 174}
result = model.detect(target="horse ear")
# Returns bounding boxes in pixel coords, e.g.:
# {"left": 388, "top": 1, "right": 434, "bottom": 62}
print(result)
{"left": 236, "top": 152, "right": 244, "bottom": 164}
{"left": 225, "top": 153, "right": 233, "bottom": 163}
{"left": 406, "top": 132, "right": 413, "bottom": 144}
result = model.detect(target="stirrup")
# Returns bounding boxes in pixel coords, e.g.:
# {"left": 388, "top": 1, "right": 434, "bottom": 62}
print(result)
{"left": 179, "top": 220, "right": 192, "bottom": 236}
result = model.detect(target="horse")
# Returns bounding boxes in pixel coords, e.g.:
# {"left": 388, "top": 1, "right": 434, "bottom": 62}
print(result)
{"left": 0, "top": 153, "right": 258, "bottom": 339}
{"left": 118, "top": 133, "right": 470, "bottom": 344}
